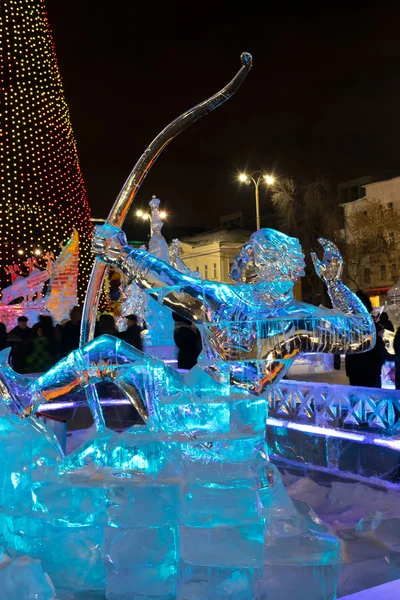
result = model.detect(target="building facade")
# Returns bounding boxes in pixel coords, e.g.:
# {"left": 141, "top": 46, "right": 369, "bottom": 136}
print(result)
{"left": 337, "top": 176, "right": 377, "bottom": 205}
{"left": 342, "top": 176, "right": 400, "bottom": 306}
{"left": 179, "top": 228, "right": 302, "bottom": 299}
{"left": 179, "top": 229, "right": 251, "bottom": 283}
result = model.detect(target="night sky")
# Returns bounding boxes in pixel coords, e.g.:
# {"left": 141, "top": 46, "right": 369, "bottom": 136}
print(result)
{"left": 47, "top": 1, "right": 400, "bottom": 232}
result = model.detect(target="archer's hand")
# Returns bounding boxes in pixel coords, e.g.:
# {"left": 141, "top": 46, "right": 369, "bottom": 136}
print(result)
{"left": 92, "top": 225, "right": 128, "bottom": 265}
{"left": 311, "top": 238, "right": 344, "bottom": 286}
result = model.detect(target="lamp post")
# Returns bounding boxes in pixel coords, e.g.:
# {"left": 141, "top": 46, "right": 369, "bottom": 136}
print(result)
{"left": 238, "top": 172, "right": 275, "bottom": 230}
{"left": 136, "top": 209, "right": 168, "bottom": 222}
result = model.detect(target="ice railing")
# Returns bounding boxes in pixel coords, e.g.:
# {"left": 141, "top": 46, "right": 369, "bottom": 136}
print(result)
{"left": 269, "top": 379, "right": 400, "bottom": 436}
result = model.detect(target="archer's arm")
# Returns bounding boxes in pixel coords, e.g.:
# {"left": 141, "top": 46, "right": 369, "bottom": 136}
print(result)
{"left": 93, "top": 224, "right": 231, "bottom": 323}
{"left": 299, "top": 238, "right": 375, "bottom": 353}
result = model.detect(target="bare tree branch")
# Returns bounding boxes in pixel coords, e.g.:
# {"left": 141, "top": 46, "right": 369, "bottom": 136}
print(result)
{"left": 343, "top": 197, "right": 400, "bottom": 289}
{"left": 271, "top": 177, "right": 342, "bottom": 303}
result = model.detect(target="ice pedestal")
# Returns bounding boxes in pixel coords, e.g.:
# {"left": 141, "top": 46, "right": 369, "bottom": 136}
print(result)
{"left": 256, "top": 463, "right": 340, "bottom": 599}
{"left": 181, "top": 480, "right": 264, "bottom": 568}
{"left": 178, "top": 564, "right": 258, "bottom": 600}
{"left": 105, "top": 459, "right": 180, "bottom": 600}
{"left": 0, "top": 554, "right": 56, "bottom": 600}
{"left": 179, "top": 563, "right": 339, "bottom": 600}
{"left": 105, "top": 526, "right": 178, "bottom": 599}
{"left": 256, "top": 564, "right": 339, "bottom": 600}
{"left": 259, "top": 496, "right": 340, "bottom": 599}
{"left": 179, "top": 478, "right": 263, "bottom": 599}
{"left": 259, "top": 466, "right": 340, "bottom": 566}
{"left": 0, "top": 514, "right": 105, "bottom": 594}
{"left": 0, "top": 379, "right": 341, "bottom": 598}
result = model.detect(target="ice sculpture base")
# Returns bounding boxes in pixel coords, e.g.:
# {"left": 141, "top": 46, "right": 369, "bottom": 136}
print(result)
{"left": 0, "top": 406, "right": 341, "bottom": 599}
{"left": 0, "top": 515, "right": 339, "bottom": 599}
{"left": 0, "top": 554, "right": 56, "bottom": 600}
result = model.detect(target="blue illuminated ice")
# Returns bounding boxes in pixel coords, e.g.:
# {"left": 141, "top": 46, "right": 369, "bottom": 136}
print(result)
{"left": 0, "top": 359, "right": 343, "bottom": 598}
{"left": 0, "top": 223, "right": 375, "bottom": 597}
{"left": 0, "top": 47, "right": 367, "bottom": 598}
{"left": 0, "top": 554, "right": 56, "bottom": 600}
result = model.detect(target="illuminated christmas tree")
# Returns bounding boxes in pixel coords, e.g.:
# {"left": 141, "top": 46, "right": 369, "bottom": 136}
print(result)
{"left": 0, "top": 0, "right": 93, "bottom": 303}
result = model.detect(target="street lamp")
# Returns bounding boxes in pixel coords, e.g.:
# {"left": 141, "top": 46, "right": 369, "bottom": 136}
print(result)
{"left": 135, "top": 210, "right": 167, "bottom": 220}
{"left": 136, "top": 210, "right": 150, "bottom": 220}
{"left": 238, "top": 171, "right": 275, "bottom": 230}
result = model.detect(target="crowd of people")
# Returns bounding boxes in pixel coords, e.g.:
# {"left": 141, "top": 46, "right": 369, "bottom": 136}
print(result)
{"left": 0, "top": 308, "right": 202, "bottom": 374}
{"left": 0, "top": 308, "right": 142, "bottom": 374}
{"left": 0, "top": 309, "right": 83, "bottom": 373}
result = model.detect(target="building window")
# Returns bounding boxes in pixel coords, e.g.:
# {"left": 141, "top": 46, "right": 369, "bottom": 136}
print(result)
{"left": 204, "top": 264, "right": 208, "bottom": 278}
{"left": 380, "top": 264, "right": 386, "bottom": 280}
{"left": 350, "top": 186, "right": 359, "bottom": 201}
{"left": 387, "top": 202, "right": 393, "bottom": 209}
{"left": 213, "top": 263, "right": 217, "bottom": 279}
{"left": 195, "top": 266, "right": 199, "bottom": 272}
{"left": 388, "top": 232, "right": 395, "bottom": 246}
{"left": 364, "top": 268, "right": 371, "bottom": 284}
{"left": 391, "top": 263, "right": 396, "bottom": 277}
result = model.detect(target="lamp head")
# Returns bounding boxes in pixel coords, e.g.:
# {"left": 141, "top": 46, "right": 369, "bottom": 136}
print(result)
{"left": 264, "top": 174, "right": 275, "bottom": 186}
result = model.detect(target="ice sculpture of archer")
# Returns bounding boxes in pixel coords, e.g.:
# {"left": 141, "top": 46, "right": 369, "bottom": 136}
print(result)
{"left": 0, "top": 44, "right": 374, "bottom": 420}
{"left": 0, "top": 223, "right": 375, "bottom": 599}
{"left": 0, "top": 228, "right": 375, "bottom": 421}
{"left": 90, "top": 224, "right": 375, "bottom": 394}
{"left": 0, "top": 51, "right": 376, "bottom": 598}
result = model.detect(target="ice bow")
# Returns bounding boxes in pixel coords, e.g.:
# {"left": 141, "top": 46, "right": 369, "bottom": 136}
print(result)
{"left": 81, "top": 53, "right": 253, "bottom": 428}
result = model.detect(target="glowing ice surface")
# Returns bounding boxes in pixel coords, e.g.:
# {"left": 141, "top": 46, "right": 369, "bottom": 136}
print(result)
{"left": 0, "top": 51, "right": 377, "bottom": 597}
{"left": 0, "top": 554, "right": 56, "bottom": 600}
{"left": 0, "top": 342, "right": 343, "bottom": 598}
{"left": 0, "top": 223, "right": 377, "bottom": 598}
{"left": 0, "top": 222, "right": 377, "bottom": 597}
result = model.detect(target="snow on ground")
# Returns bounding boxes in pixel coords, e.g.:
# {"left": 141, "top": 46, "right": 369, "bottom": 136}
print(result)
{"left": 284, "top": 474, "right": 400, "bottom": 531}
{"left": 282, "top": 471, "right": 400, "bottom": 597}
